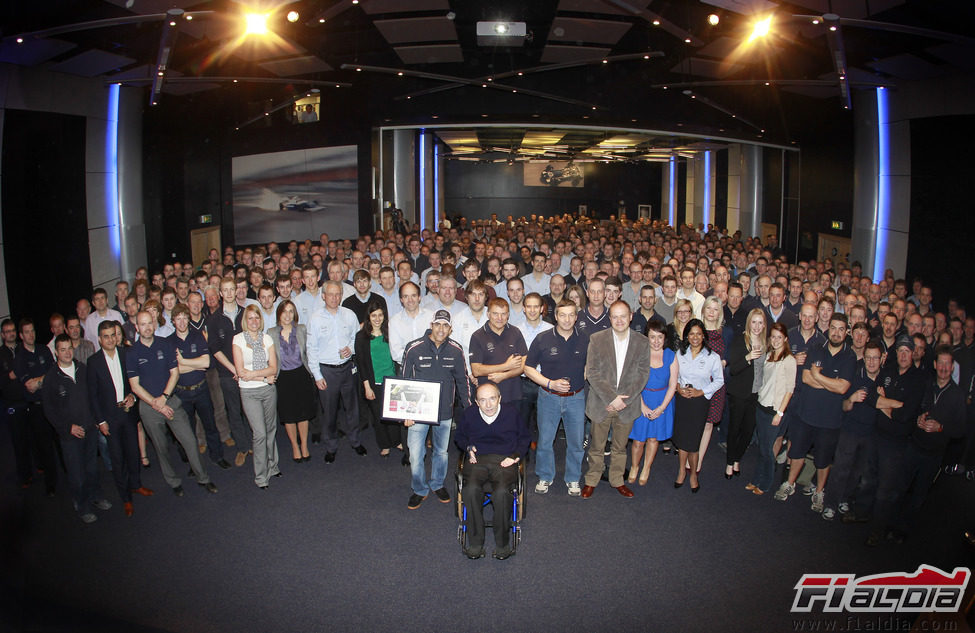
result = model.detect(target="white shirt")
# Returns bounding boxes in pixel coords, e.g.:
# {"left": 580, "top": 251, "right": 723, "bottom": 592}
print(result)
{"left": 375, "top": 286, "right": 402, "bottom": 317}
{"left": 84, "top": 309, "right": 124, "bottom": 345}
{"left": 420, "top": 293, "right": 441, "bottom": 311}
{"left": 517, "top": 319, "right": 553, "bottom": 352}
{"left": 59, "top": 361, "right": 76, "bottom": 382}
{"left": 232, "top": 332, "right": 274, "bottom": 389}
{"left": 452, "top": 306, "right": 488, "bottom": 373}
{"left": 522, "top": 272, "right": 551, "bottom": 297}
{"left": 389, "top": 308, "right": 434, "bottom": 363}
{"left": 613, "top": 330, "right": 630, "bottom": 388}
{"left": 306, "top": 306, "right": 359, "bottom": 379}
{"left": 676, "top": 289, "right": 705, "bottom": 318}
{"left": 431, "top": 299, "right": 466, "bottom": 319}
{"left": 104, "top": 348, "right": 125, "bottom": 402}
{"left": 294, "top": 289, "right": 323, "bottom": 325}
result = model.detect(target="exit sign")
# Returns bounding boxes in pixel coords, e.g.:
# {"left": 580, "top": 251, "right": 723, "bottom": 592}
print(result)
{"left": 831, "top": 220, "right": 844, "bottom": 230}
{"left": 199, "top": 214, "right": 213, "bottom": 224}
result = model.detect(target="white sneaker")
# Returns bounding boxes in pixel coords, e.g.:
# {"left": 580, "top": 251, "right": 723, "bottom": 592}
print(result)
{"left": 822, "top": 507, "right": 836, "bottom": 521}
{"left": 535, "top": 480, "right": 551, "bottom": 494}
{"left": 801, "top": 484, "right": 816, "bottom": 496}
{"left": 838, "top": 502, "right": 850, "bottom": 515}
{"left": 811, "top": 490, "right": 825, "bottom": 513}
{"left": 567, "top": 482, "right": 581, "bottom": 496}
{"left": 774, "top": 481, "right": 795, "bottom": 501}
{"left": 775, "top": 450, "right": 788, "bottom": 464}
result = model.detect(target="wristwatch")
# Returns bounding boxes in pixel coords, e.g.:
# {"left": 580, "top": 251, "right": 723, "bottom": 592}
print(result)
{"left": 163, "top": 392, "right": 171, "bottom": 399}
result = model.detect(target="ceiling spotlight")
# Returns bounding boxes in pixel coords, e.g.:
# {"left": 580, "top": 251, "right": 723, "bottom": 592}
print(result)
{"left": 157, "top": 70, "right": 164, "bottom": 76}
{"left": 517, "top": 71, "right": 523, "bottom": 76}
{"left": 352, "top": 0, "right": 359, "bottom": 4}
{"left": 512, "top": 89, "right": 517, "bottom": 93}
{"left": 319, "top": 18, "right": 325, "bottom": 23}
{"left": 185, "top": 14, "right": 192, "bottom": 20}
{"left": 169, "top": 20, "right": 176, "bottom": 26}
{"left": 812, "top": 19, "right": 820, "bottom": 25}
{"left": 355, "top": 67, "right": 362, "bottom": 71}
{"left": 487, "top": 77, "right": 493, "bottom": 82}
{"left": 233, "top": 79, "right": 238, "bottom": 83}
{"left": 287, "top": 11, "right": 299, "bottom": 23}
{"left": 16, "top": 37, "right": 23, "bottom": 43}
{"left": 446, "top": 11, "right": 456, "bottom": 20}
{"left": 749, "top": 16, "right": 772, "bottom": 40}
{"left": 481, "top": 84, "right": 487, "bottom": 87}
{"left": 684, "top": 38, "right": 692, "bottom": 43}
{"left": 707, "top": 13, "right": 720, "bottom": 26}
{"left": 494, "top": 23, "right": 509, "bottom": 34}
{"left": 244, "top": 12, "right": 269, "bottom": 36}
{"left": 592, "top": 106, "right": 597, "bottom": 110}
{"left": 643, "top": 54, "right": 650, "bottom": 59}
{"left": 397, "top": 71, "right": 403, "bottom": 76}
{"left": 151, "top": 101, "right": 158, "bottom": 106}
{"left": 829, "top": 25, "right": 837, "bottom": 31}
{"left": 602, "top": 59, "right": 608, "bottom": 64}
{"left": 652, "top": 19, "right": 660, "bottom": 26}
{"left": 765, "top": 81, "right": 770, "bottom": 86}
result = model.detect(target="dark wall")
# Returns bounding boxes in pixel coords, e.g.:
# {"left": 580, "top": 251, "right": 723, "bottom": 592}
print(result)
{"left": 908, "top": 115, "right": 975, "bottom": 312}
{"left": 2, "top": 110, "right": 91, "bottom": 326}
{"left": 796, "top": 116, "right": 855, "bottom": 261}
{"left": 443, "top": 160, "right": 661, "bottom": 222}
{"left": 713, "top": 149, "right": 728, "bottom": 229}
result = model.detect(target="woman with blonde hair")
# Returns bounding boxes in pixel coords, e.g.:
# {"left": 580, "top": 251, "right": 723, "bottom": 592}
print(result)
{"left": 725, "top": 308, "right": 767, "bottom": 479}
{"left": 666, "top": 298, "right": 694, "bottom": 350}
{"left": 695, "top": 296, "right": 727, "bottom": 473}
{"left": 232, "top": 305, "right": 280, "bottom": 489}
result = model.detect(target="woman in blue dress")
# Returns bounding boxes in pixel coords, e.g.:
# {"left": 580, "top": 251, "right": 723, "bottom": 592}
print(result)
{"left": 628, "top": 320, "right": 678, "bottom": 486}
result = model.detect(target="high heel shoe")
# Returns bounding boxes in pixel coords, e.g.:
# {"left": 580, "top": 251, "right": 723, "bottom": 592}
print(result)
{"left": 674, "top": 479, "right": 684, "bottom": 489}
{"left": 733, "top": 469, "right": 741, "bottom": 477}
{"left": 724, "top": 467, "right": 734, "bottom": 480}
{"left": 627, "top": 468, "right": 638, "bottom": 485}
{"left": 639, "top": 466, "right": 651, "bottom": 486}
{"left": 691, "top": 483, "right": 701, "bottom": 493}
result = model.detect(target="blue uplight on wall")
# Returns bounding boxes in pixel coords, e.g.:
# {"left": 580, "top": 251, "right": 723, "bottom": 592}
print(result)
{"left": 668, "top": 156, "right": 676, "bottom": 226}
{"left": 106, "top": 83, "right": 121, "bottom": 258}
{"left": 433, "top": 140, "right": 440, "bottom": 230}
{"left": 873, "top": 87, "right": 889, "bottom": 282}
{"left": 702, "top": 150, "right": 711, "bottom": 228}
{"left": 418, "top": 130, "right": 426, "bottom": 232}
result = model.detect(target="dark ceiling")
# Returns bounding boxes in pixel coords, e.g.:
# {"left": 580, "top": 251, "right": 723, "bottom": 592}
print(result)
{"left": 2, "top": 0, "right": 974, "bottom": 145}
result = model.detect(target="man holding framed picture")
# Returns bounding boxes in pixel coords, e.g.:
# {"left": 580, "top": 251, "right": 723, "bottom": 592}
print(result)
{"left": 399, "top": 310, "right": 472, "bottom": 510}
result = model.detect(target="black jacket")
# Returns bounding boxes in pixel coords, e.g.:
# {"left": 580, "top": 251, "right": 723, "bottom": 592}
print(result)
{"left": 41, "top": 361, "right": 95, "bottom": 440}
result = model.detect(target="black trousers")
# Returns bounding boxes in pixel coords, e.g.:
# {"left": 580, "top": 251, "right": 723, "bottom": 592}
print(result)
{"left": 726, "top": 393, "right": 757, "bottom": 465}
{"left": 360, "top": 383, "right": 400, "bottom": 450}
{"left": 61, "top": 431, "right": 100, "bottom": 514}
{"left": 461, "top": 454, "right": 518, "bottom": 550}
{"left": 317, "top": 364, "right": 361, "bottom": 453}
{"left": 105, "top": 408, "right": 142, "bottom": 502}
{"left": 5, "top": 403, "right": 31, "bottom": 485}
{"left": 27, "top": 402, "right": 59, "bottom": 492}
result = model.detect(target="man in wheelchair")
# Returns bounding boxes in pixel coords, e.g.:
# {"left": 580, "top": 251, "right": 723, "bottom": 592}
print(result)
{"left": 455, "top": 382, "right": 531, "bottom": 560}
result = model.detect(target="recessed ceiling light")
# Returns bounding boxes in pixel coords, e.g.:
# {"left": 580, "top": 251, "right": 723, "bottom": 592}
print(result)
{"left": 185, "top": 14, "right": 192, "bottom": 21}
{"left": 16, "top": 37, "right": 24, "bottom": 43}
{"left": 829, "top": 25, "right": 837, "bottom": 31}
{"left": 287, "top": 11, "right": 299, "bottom": 23}
{"left": 397, "top": 71, "right": 403, "bottom": 76}
{"left": 643, "top": 55, "right": 650, "bottom": 59}
{"left": 707, "top": 14, "right": 719, "bottom": 26}
{"left": 684, "top": 38, "right": 691, "bottom": 43}
{"left": 812, "top": 19, "right": 820, "bottom": 25}
{"left": 652, "top": 20, "right": 660, "bottom": 26}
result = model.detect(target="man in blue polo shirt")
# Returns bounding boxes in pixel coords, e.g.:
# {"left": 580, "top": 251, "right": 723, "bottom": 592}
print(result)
{"left": 575, "top": 277, "right": 609, "bottom": 336}
{"left": 127, "top": 310, "right": 217, "bottom": 497}
{"left": 775, "top": 312, "right": 855, "bottom": 514}
{"left": 524, "top": 298, "right": 589, "bottom": 496}
{"left": 469, "top": 298, "right": 527, "bottom": 412}
{"left": 170, "top": 304, "right": 230, "bottom": 470}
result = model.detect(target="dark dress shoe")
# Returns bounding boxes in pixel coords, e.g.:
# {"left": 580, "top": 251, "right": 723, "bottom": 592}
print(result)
{"left": 216, "top": 459, "right": 232, "bottom": 470}
{"left": 293, "top": 457, "right": 302, "bottom": 463}
{"left": 200, "top": 482, "right": 219, "bottom": 494}
{"left": 131, "top": 487, "right": 154, "bottom": 497}
{"left": 493, "top": 546, "right": 514, "bottom": 560}
{"left": 123, "top": 502, "right": 134, "bottom": 517}
{"left": 354, "top": 445, "right": 368, "bottom": 456}
{"left": 273, "top": 472, "right": 283, "bottom": 478}
{"left": 614, "top": 485, "right": 635, "bottom": 498}
{"left": 324, "top": 452, "right": 336, "bottom": 463}
{"left": 464, "top": 547, "right": 485, "bottom": 560}
{"left": 580, "top": 485, "right": 595, "bottom": 499}
{"left": 311, "top": 434, "right": 321, "bottom": 444}
{"left": 401, "top": 455, "right": 410, "bottom": 466}
{"left": 172, "top": 485, "right": 185, "bottom": 497}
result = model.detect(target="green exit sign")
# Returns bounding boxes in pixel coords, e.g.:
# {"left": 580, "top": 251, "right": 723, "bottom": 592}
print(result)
{"left": 831, "top": 220, "right": 844, "bottom": 230}
{"left": 199, "top": 214, "right": 213, "bottom": 224}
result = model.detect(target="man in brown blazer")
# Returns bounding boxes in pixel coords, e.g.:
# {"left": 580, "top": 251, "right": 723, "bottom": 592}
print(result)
{"left": 581, "top": 301, "right": 651, "bottom": 498}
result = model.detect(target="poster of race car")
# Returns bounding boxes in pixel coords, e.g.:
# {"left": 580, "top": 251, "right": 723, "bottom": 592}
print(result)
{"left": 523, "top": 161, "right": 585, "bottom": 188}
{"left": 232, "top": 145, "right": 358, "bottom": 244}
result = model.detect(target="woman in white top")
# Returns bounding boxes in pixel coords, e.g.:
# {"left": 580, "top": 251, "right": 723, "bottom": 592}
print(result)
{"left": 233, "top": 305, "right": 280, "bottom": 489}
{"left": 672, "top": 319, "right": 724, "bottom": 493}
{"left": 747, "top": 322, "right": 797, "bottom": 495}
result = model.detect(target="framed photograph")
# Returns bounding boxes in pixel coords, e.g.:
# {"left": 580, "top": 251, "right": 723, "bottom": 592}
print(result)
{"left": 382, "top": 378, "right": 442, "bottom": 424}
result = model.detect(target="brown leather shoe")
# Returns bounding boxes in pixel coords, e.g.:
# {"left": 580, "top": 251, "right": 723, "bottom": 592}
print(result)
{"left": 131, "top": 487, "right": 154, "bottom": 497}
{"left": 235, "top": 451, "right": 247, "bottom": 467}
{"left": 580, "top": 485, "right": 595, "bottom": 499}
{"left": 124, "top": 502, "right": 134, "bottom": 517}
{"left": 614, "top": 485, "right": 635, "bottom": 498}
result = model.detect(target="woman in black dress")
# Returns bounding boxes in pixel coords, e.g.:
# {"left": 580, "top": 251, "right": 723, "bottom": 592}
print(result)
{"left": 268, "top": 300, "right": 318, "bottom": 463}
{"left": 354, "top": 298, "right": 400, "bottom": 457}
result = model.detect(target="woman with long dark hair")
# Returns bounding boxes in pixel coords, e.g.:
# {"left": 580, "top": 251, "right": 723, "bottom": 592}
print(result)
{"left": 747, "top": 322, "right": 796, "bottom": 495}
{"left": 268, "top": 300, "right": 317, "bottom": 463}
{"left": 672, "top": 319, "right": 724, "bottom": 493}
{"left": 354, "top": 298, "right": 400, "bottom": 457}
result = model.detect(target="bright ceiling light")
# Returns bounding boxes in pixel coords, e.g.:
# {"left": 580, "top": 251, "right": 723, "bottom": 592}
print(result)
{"left": 287, "top": 11, "right": 299, "bottom": 23}
{"left": 494, "top": 23, "right": 508, "bottom": 34}
{"left": 707, "top": 13, "right": 720, "bottom": 26}
{"left": 244, "top": 12, "right": 269, "bottom": 36}
{"left": 749, "top": 16, "right": 772, "bottom": 41}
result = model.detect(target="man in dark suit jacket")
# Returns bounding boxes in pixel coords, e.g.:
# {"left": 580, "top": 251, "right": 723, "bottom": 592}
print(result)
{"left": 87, "top": 320, "right": 152, "bottom": 516}
{"left": 581, "top": 301, "right": 652, "bottom": 498}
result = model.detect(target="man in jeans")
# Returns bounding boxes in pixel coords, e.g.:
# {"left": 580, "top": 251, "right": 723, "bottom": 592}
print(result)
{"left": 523, "top": 299, "right": 589, "bottom": 496}
{"left": 400, "top": 310, "right": 472, "bottom": 509}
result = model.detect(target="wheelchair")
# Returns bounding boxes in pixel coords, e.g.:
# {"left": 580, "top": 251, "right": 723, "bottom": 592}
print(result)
{"left": 455, "top": 454, "right": 526, "bottom": 554}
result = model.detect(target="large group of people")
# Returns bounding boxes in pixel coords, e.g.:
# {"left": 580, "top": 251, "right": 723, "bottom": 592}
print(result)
{"left": 3, "top": 212, "right": 973, "bottom": 557}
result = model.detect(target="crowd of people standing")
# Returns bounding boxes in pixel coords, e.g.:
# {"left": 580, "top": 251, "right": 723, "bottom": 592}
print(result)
{"left": 3, "top": 212, "right": 972, "bottom": 553}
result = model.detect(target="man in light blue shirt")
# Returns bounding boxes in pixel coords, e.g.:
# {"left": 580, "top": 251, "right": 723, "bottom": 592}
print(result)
{"left": 306, "top": 281, "right": 367, "bottom": 462}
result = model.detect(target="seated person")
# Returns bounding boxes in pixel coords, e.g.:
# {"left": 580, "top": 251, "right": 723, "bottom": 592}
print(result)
{"left": 455, "top": 382, "right": 531, "bottom": 560}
